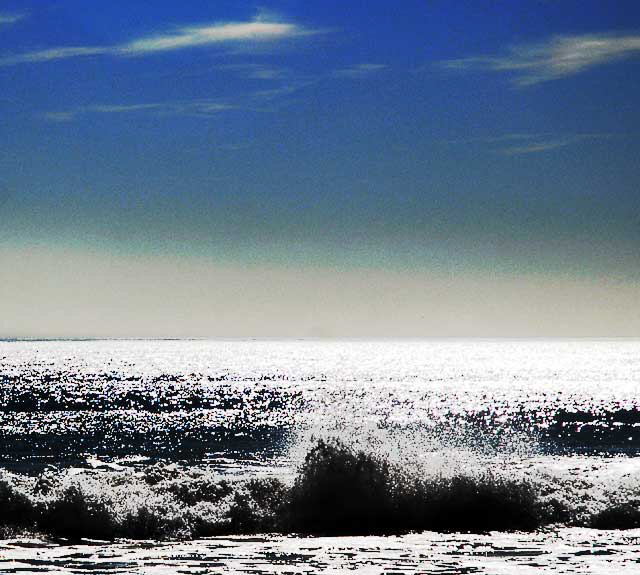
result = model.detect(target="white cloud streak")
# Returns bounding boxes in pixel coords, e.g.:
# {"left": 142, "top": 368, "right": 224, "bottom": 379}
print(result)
{"left": 500, "top": 133, "right": 618, "bottom": 155}
{"left": 44, "top": 100, "right": 233, "bottom": 121}
{"left": 0, "top": 12, "right": 24, "bottom": 25}
{"left": 1, "top": 46, "right": 106, "bottom": 65}
{"left": 43, "top": 111, "right": 76, "bottom": 122}
{"left": 442, "top": 33, "right": 640, "bottom": 86}
{"left": 252, "top": 80, "right": 316, "bottom": 101}
{"left": 118, "top": 21, "right": 301, "bottom": 55}
{"left": 246, "top": 63, "right": 386, "bottom": 105}
{"left": 1, "top": 19, "right": 308, "bottom": 66}
{"left": 449, "top": 133, "right": 617, "bottom": 155}
{"left": 501, "top": 138, "right": 579, "bottom": 155}
{"left": 223, "top": 63, "right": 290, "bottom": 79}
{"left": 333, "top": 63, "right": 387, "bottom": 78}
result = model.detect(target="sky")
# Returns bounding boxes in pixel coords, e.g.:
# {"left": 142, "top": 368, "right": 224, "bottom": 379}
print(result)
{"left": 1, "top": 0, "right": 639, "bottom": 338}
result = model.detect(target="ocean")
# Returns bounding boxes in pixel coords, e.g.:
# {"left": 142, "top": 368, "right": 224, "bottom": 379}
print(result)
{"left": 0, "top": 338, "right": 639, "bottom": 573}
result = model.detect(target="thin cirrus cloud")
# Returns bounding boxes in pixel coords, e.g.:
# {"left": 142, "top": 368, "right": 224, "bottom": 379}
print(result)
{"left": 44, "top": 100, "right": 233, "bottom": 122}
{"left": 119, "top": 21, "right": 301, "bottom": 54}
{"left": 0, "top": 19, "right": 309, "bottom": 66}
{"left": 499, "top": 133, "right": 619, "bottom": 155}
{"left": 0, "top": 12, "right": 24, "bottom": 25}
{"left": 333, "top": 63, "right": 387, "bottom": 78}
{"left": 442, "top": 32, "right": 640, "bottom": 86}
{"left": 501, "top": 136, "right": 584, "bottom": 155}
{"left": 450, "top": 133, "right": 616, "bottom": 155}
{"left": 218, "top": 62, "right": 290, "bottom": 80}
{"left": 248, "top": 63, "right": 387, "bottom": 105}
{"left": 42, "top": 61, "right": 389, "bottom": 121}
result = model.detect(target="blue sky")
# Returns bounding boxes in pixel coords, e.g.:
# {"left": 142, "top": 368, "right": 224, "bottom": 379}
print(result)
{"left": 1, "top": 1, "right": 639, "bottom": 336}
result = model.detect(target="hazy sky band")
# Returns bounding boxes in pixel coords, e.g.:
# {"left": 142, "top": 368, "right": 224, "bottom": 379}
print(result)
{"left": 3, "top": 246, "right": 639, "bottom": 338}
{"left": 1, "top": 0, "right": 639, "bottom": 336}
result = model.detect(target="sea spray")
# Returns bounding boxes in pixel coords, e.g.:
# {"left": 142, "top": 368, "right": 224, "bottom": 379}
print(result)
{"left": 286, "top": 438, "right": 540, "bottom": 534}
{"left": 1, "top": 439, "right": 639, "bottom": 540}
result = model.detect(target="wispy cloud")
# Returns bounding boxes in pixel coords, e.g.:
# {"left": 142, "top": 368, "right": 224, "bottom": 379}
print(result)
{"left": 450, "top": 133, "right": 544, "bottom": 145}
{"left": 2, "top": 46, "right": 107, "bottom": 66}
{"left": 442, "top": 33, "right": 640, "bottom": 86}
{"left": 501, "top": 137, "right": 580, "bottom": 155}
{"left": 244, "top": 63, "right": 387, "bottom": 112}
{"left": 247, "top": 63, "right": 387, "bottom": 106}
{"left": 252, "top": 79, "right": 315, "bottom": 100}
{"left": 86, "top": 103, "right": 167, "bottom": 114}
{"left": 118, "top": 21, "right": 302, "bottom": 55}
{"left": 44, "top": 100, "right": 233, "bottom": 121}
{"left": 502, "top": 133, "right": 619, "bottom": 155}
{"left": 450, "top": 132, "right": 616, "bottom": 155}
{"left": 43, "top": 111, "right": 76, "bottom": 122}
{"left": 0, "top": 12, "right": 25, "bottom": 25}
{"left": 333, "top": 63, "right": 387, "bottom": 78}
{"left": 219, "top": 62, "right": 289, "bottom": 80}
{"left": 1, "top": 18, "right": 311, "bottom": 66}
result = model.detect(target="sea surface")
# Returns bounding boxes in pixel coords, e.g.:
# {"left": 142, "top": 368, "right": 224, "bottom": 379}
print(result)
{"left": 0, "top": 339, "right": 639, "bottom": 573}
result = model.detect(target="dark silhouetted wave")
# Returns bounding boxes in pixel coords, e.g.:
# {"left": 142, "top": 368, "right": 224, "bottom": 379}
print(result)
{"left": 1, "top": 439, "right": 639, "bottom": 541}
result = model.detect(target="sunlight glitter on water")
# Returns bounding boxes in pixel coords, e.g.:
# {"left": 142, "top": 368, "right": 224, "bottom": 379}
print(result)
{"left": 1, "top": 339, "right": 640, "bottom": 573}
{"left": 2, "top": 529, "right": 640, "bottom": 574}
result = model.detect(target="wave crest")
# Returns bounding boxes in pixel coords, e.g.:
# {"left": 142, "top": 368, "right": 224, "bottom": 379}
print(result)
{"left": 287, "top": 439, "right": 539, "bottom": 534}
{"left": 1, "top": 440, "right": 640, "bottom": 540}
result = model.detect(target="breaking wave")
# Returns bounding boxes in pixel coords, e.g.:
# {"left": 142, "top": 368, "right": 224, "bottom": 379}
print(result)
{"left": 1, "top": 438, "right": 640, "bottom": 541}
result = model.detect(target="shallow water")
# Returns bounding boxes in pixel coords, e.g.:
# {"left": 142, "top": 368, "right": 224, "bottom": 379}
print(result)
{"left": 1, "top": 339, "right": 640, "bottom": 572}
{"left": 2, "top": 529, "right": 640, "bottom": 574}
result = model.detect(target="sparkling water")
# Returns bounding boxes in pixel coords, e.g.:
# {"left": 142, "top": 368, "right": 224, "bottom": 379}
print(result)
{"left": 1, "top": 339, "right": 639, "bottom": 573}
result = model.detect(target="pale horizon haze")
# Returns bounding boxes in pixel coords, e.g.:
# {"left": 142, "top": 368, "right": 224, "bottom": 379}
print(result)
{"left": 2, "top": 1, "right": 639, "bottom": 337}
